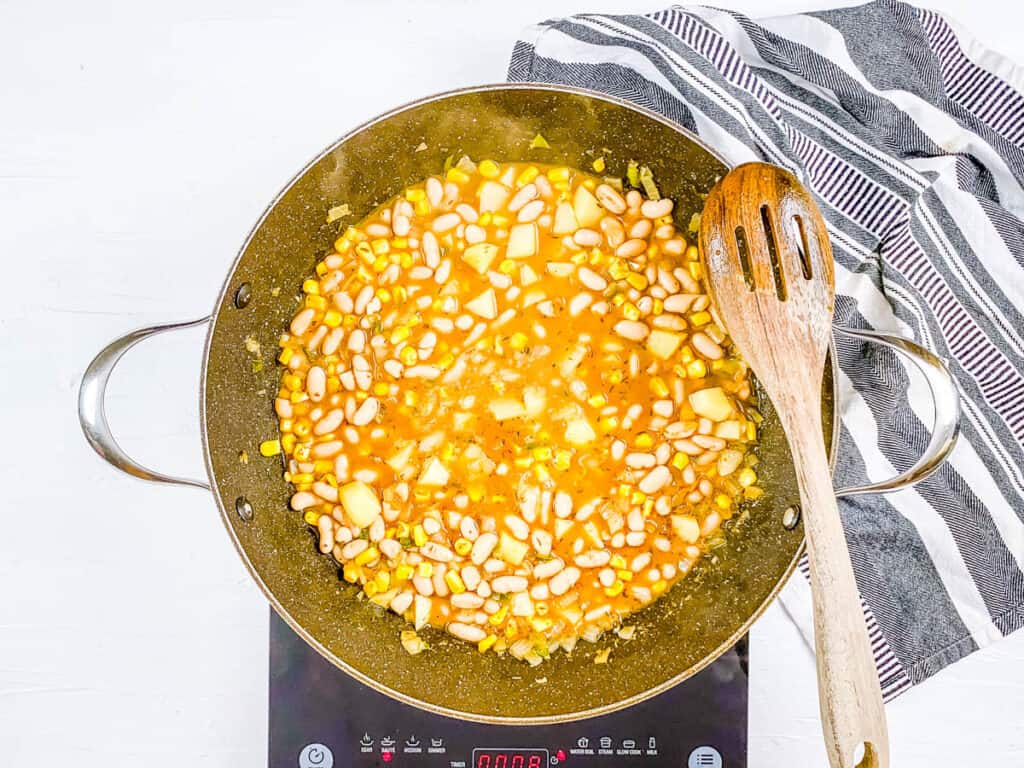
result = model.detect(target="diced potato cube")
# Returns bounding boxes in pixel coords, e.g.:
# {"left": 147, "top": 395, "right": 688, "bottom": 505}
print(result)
{"left": 489, "top": 398, "right": 527, "bottom": 420}
{"left": 478, "top": 181, "right": 511, "bottom": 212}
{"left": 466, "top": 288, "right": 498, "bottom": 319}
{"left": 546, "top": 262, "right": 574, "bottom": 277}
{"left": 386, "top": 443, "right": 414, "bottom": 472}
{"left": 671, "top": 514, "right": 700, "bottom": 543}
{"left": 565, "top": 418, "right": 596, "bottom": 446}
{"left": 552, "top": 201, "right": 579, "bottom": 235}
{"left": 339, "top": 480, "right": 382, "bottom": 528}
{"left": 452, "top": 412, "right": 474, "bottom": 431}
{"left": 688, "top": 387, "right": 733, "bottom": 421}
{"left": 646, "top": 329, "right": 683, "bottom": 360}
{"left": 498, "top": 531, "right": 529, "bottom": 565}
{"left": 523, "top": 386, "right": 547, "bottom": 417}
{"left": 519, "top": 264, "right": 540, "bottom": 286}
{"left": 714, "top": 420, "right": 743, "bottom": 440}
{"left": 573, "top": 185, "right": 602, "bottom": 227}
{"left": 521, "top": 288, "right": 546, "bottom": 307}
{"left": 510, "top": 591, "right": 534, "bottom": 617}
{"left": 717, "top": 449, "right": 744, "bottom": 477}
{"left": 554, "top": 519, "right": 574, "bottom": 539}
{"left": 507, "top": 223, "right": 538, "bottom": 259}
{"left": 418, "top": 456, "right": 450, "bottom": 486}
{"left": 462, "top": 243, "right": 499, "bottom": 274}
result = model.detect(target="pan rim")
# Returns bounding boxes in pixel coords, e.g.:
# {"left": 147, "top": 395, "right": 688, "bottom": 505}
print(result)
{"left": 199, "top": 82, "right": 837, "bottom": 725}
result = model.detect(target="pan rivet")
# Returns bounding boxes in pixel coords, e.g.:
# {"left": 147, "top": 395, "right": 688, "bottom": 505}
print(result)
{"left": 235, "top": 495, "right": 254, "bottom": 522}
{"left": 782, "top": 505, "right": 801, "bottom": 530}
{"left": 234, "top": 282, "right": 252, "bottom": 309}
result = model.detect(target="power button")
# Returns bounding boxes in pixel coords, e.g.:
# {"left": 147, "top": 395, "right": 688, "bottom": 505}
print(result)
{"left": 299, "top": 742, "right": 334, "bottom": 768}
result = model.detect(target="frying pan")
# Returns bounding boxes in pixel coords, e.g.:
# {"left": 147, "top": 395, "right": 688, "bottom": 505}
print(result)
{"left": 78, "top": 85, "right": 960, "bottom": 724}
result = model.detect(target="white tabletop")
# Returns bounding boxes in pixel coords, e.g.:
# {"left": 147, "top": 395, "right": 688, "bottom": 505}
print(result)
{"left": 2, "top": 1, "right": 1023, "bottom": 765}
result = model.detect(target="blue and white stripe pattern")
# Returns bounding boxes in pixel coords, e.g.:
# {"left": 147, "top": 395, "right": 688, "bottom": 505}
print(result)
{"left": 509, "top": 0, "right": 1024, "bottom": 699}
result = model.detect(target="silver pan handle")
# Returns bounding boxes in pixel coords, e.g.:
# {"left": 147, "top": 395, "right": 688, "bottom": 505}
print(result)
{"left": 78, "top": 317, "right": 212, "bottom": 491}
{"left": 833, "top": 326, "right": 961, "bottom": 498}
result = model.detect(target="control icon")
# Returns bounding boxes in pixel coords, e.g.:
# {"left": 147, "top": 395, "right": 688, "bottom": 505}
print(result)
{"left": 688, "top": 745, "right": 723, "bottom": 768}
{"left": 359, "top": 734, "right": 373, "bottom": 748}
{"left": 622, "top": 739, "right": 637, "bottom": 749}
{"left": 599, "top": 737, "right": 612, "bottom": 749}
{"left": 406, "top": 736, "right": 421, "bottom": 747}
{"left": 648, "top": 736, "right": 657, "bottom": 750}
{"left": 299, "top": 743, "right": 334, "bottom": 768}
{"left": 431, "top": 738, "right": 444, "bottom": 748}
{"left": 381, "top": 736, "right": 396, "bottom": 748}
{"left": 577, "top": 737, "right": 590, "bottom": 748}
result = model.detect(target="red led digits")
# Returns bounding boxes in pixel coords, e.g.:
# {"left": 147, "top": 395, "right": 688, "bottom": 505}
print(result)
{"left": 475, "top": 750, "right": 547, "bottom": 768}
{"left": 528, "top": 756, "right": 543, "bottom": 768}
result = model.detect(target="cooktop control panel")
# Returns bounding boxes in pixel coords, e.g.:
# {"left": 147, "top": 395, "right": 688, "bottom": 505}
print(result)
{"left": 271, "top": 613, "right": 747, "bottom": 768}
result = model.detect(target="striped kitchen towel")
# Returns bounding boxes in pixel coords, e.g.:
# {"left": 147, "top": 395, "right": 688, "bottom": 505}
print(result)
{"left": 508, "top": 0, "right": 1024, "bottom": 699}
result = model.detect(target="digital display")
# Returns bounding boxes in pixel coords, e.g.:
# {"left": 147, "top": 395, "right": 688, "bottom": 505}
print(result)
{"left": 472, "top": 748, "right": 548, "bottom": 768}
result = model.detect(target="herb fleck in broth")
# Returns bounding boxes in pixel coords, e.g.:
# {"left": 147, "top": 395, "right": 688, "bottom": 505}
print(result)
{"left": 266, "top": 158, "right": 763, "bottom": 664}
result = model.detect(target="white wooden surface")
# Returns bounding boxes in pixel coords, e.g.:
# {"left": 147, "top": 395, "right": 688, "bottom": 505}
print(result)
{"left": 2, "top": 1, "right": 1022, "bottom": 766}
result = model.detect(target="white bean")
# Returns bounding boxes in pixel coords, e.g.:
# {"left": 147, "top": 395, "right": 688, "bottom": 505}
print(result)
{"left": 508, "top": 183, "right": 537, "bottom": 212}
{"left": 448, "top": 622, "right": 487, "bottom": 643}
{"left": 492, "top": 575, "right": 528, "bottom": 593}
{"left": 351, "top": 397, "right": 379, "bottom": 426}
{"left": 639, "top": 465, "right": 671, "bottom": 494}
{"left": 504, "top": 515, "right": 530, "bottom": 540}
{"left": 390, "top": 591, "right": 414, "bottom": 614}
{"left": 575, "top": 550, "right": 611, "bottom": 568}
{"left": 573, "top": 229, "right": 602, "bottom": 248}
{"left": 626, "top": 452, "right": 656, "bottom": 469}
{"left": 691, "top": 331, "right": 724, "bottom": 360}
{"left": 461, "top": 565, "right": 482, "bottom": 591}
{"left": 413, "top": 575, "right": 434, "bottom": 596}
{"left": 425, "top": 177, "right": 443, "bottom": 207}
{"left": 421, "top": 542, "right": 454, "bottom": 562}
{"left": 595, "top": 184, "right": 627, "bottom": 214}
{"left": 290, "top": 308, "right": 315, "bottom": 336}
{"left": 549, "top": 567, "right": 581, "bottom": 596}
{"left": 460, "top": 517, "right": 479, "bottom": 541}
{"left": 533, "top": 557, "right": 565, "bottom": 580}
{"left": 641, "top": 198, "right": 674, "bottom": 218}
{"left": 517, "top": 199, "right": 544, "bottom": 223}
{"left": 614, "top": 320, "right": 649, "bottom": 341}
{"left": 470, "top": 532, "right": 498, "bottom": 565}
{"left": 452, "top": 593, "right": 485, "bottom": 609}
{"left": 577, "top": 266, "right": 607, "bottom": 291}
{"left": 432, "top": 212, "right": 460, "bottom": 232}
{"left": 340, "top": 539, "right": 368, "bottom": 560}
{"left": 314, "top": 409, "right": 344, "bottom": 436}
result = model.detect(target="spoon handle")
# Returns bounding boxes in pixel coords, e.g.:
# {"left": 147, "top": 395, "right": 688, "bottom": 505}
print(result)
{"left": 789, "top": 415, "right": 890, "bottom": 768}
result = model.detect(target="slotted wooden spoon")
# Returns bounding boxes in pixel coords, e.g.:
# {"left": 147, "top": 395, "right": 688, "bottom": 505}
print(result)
{"left": 699, "top": 162, "right": 889, "bottom": 768}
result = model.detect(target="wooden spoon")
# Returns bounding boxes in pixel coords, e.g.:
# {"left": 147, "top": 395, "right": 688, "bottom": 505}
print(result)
{"left": 699, "top": 162, "right": 889, "bottom": 768}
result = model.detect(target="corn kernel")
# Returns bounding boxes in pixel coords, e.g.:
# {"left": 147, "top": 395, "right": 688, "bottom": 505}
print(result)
{"left": 412, "top": 525, "right": 428, "bottom": 547}
{"left": 354, "top": 547, "right": 379, "bottom": 566}
{"left": 444, "top": 570, "right": 467, "bottom": 594}
{"left": 608, "top": 260, "right": 629, "bottom": 280}
{"left": 553, "top": 449, "right": 572, "bottom": 471}
{"left": 305, "top": 294, "right": 327, "bottom": 311}
{"left": 454, "top": 538, "right": 472, "bottom": 557}
{"left": 400, "top": 346, "right": 419, "bottom": 366}
{"left": 302, "top": 278, "right": 320, "bottom": 295}
{"left": 355, "top": 241, "right": 374, "bottom": 262}
{"left": 291, "top": 472, "right": 314, "bottom": 484}
{"left": 737, "top": 468, "right": 757, "bottom": 487}
{"left": 690, "top": 311, "right": 711, "bottom": 327}
{"left": 530, "top": 617, "right": 553, "bottom": 632}
{"left": 635, "top": 432, "right": 654, "bottom": 448}
{"left": 370, "top": 238, "right": 389, "bottom": 256}
{"left": 689, "top": 262, "right": 703, "bottom": 280}
{"left": 320, "top": 309, "right": 340, "bottom": 328}
{"left": 631, "top": 491, "right": 647, "bottom": 506}
{"left": 478, "top": 634, "right": 498, "bottom": 653}
{"left": 278, "top": 348, "right": 295, "bottom": 365}
{"left": 399, "top": 252, "right": 414, "bottom": 269}
{"left": 414, "top": 199, "right": 429, "bottom": 216}
{"left": 652, "top": 579, "right": 668, "bottom": 596}
{"left": 671, "top": 452, "right": 690, "bottom": 471}
{"left": 504, "top": 618, "right": 519, "bottom": 639}
{"left": 747, "top": 422, "right": 757, "bottom": 441}
{"left": 293, "top": 443, "right": 311, "bottom": 462}
{"left": 609, "top": 555, "right": 627, "bottom": 569}
{"left": 467, "top": 483, "right": 485, "bottom": 503}
{"left": 501, "top": 331, "right": 527, "bottom": 352}
{"left": 259, "top": 439, "right": 281, "bottom": 457}
{"left": 617, "top": 569, "right": 634, "bottom": 582}
{"left": 479, "top": 211, "right": 492, "bottom": 226}
{"left": 604, "top": 580, "right": 625, "bottom": 597}
{"left": 532, "top": 446, "right": 553, "bottom": 462}
{"left": 514, "top": 455, "right": 534, "bottom": 470}
{"left": 281, "top": 433, "right": 297, "bottom": 454}
{"left": 652, "top": 298, "right": 664, "bottom": 315}
{"left": 303, "top": 510, "right": 319, "bottom": 526}
{"left": 592, "top": 157, "right": 606, "bottom": 173}
{"left": 479, "top": 160, "right": 500, "bottom": 178}
{"left": 625, "top": 272, "right": 648, "bottom": 290}
{"left": 446, "top": 167, "right": 471, "bottom": 184}
{"left": 533, "top": 463, "right": 552, "bottom": 484}
{"left": 686, "top": 244, "right": 699, "bottom": 261}
{"left": 374, "top": 571, "right": 391, "bottom": 590}
{"left": 489, "top": 604, "right": 509, "bottom": 625}
{"left": 498, "top": 259, "right": 516, "bottom": 275}
{"left": 622, "top": 302, "right": 640, "bottom": 321}
{"left": 598, "top": 416, "right": 620, "bottom": 433}
{"left": 649, "top": 376, "right": 669, "bottom": 398}
{"left": 405, "top": 188, "right": 426, "bottom": 202}
{"left": 605, "top": 370, "right": 623, "bottom": 385}
{"left": 617, "top": 484, "right": 631, "bottom": 498}
{"left": 395, "top": 564, "right": 414, "bottom": 582}
{"left": 686, "top": 360, "right": 707, "bottom": 378}
{"left": 390, "top": 326, "right": 410, "bottom": 344}
{"left": 315, "top": 262, "right": 328, "bottom": 276}
{"left": 417, "top": 561, "right": 433, "bottom": 578}
{"left": 342, "top": 563, "right": 360, "bottom": 582}
{"left": 333, "top": 235, "right": 348, "bottom": 253}
{"left": 744, "top": 486, "right": 764, "bottom": 500}
{"left": 517, "top": 166, "right": 540, "bottom": 185}
{"left": 715, "top": 494, "right": 732, "bottom": 510}
{"left": 587, "top": 394, "right": 608, "bottom": 408}
{"left": 363, "top": 581, "right": 379, "bottom": 597}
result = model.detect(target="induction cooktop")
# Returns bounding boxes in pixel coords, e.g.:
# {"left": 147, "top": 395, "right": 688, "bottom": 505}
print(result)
{"left": 269, "top": 611, "right": 747, "bottom": 768}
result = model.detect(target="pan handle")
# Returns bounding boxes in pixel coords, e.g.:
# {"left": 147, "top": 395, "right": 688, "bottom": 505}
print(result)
{"left": 78, "top": 317, "right": 212, "bottom": 491}
{"left": 832, "top": 326, "right": 961, "bottom": 498}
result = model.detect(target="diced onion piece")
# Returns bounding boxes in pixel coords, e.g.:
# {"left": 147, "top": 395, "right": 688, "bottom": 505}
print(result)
{"left": 554, "top": 519, "right": 574, "bottom": 539}
{"left": 688, "top": 387, "right": 733, "bottom": 421}
{"left": 386, "top": 443, "right": 415, "bottom": 472}
{"left": 520, "top": 264, "right": 540, "bottom": 286}
{"left": 339, "top": 480, "right": 382, "bottom": 528}
{"left": 714, "top": 420, "right": 743, "bottom": 440}
{"left": 401, "top": 629, "right": 428, "bottom": 655}
{"left": 546, "top": 262, "right": 574, "bottom": 277}
{"left": 523, "top": 386, "right": 547, "bottom": 417}
{"left": 507, "top": 223, "right": 538, "bottom": 258}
